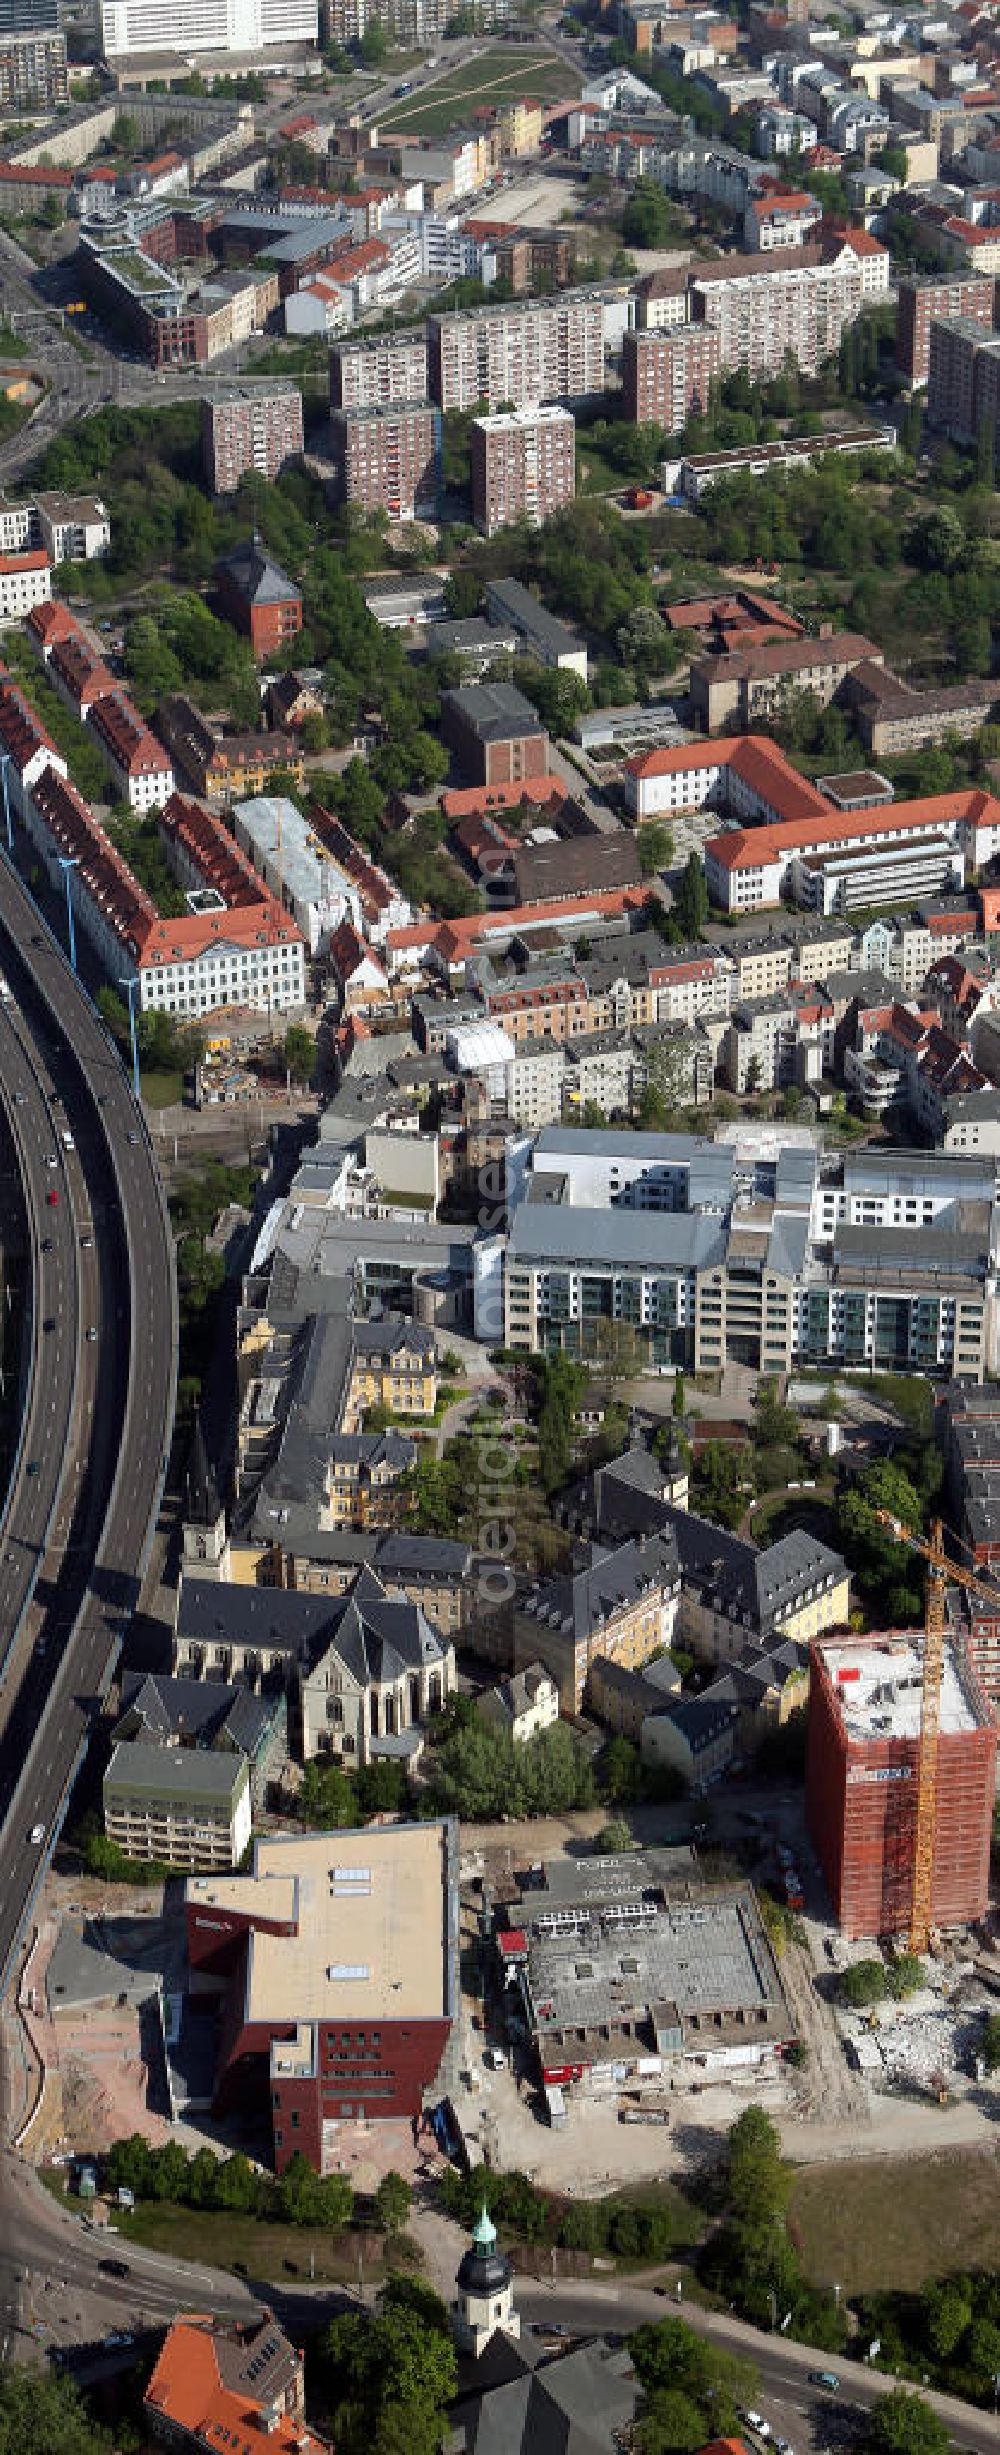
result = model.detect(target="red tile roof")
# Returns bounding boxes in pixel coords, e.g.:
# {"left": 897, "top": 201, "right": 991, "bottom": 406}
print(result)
{"left": 89, "top": 690, "right": 172, "bottom": 778}
{"left": 145, "top": 2314, "right": 329, "bottom": 2455}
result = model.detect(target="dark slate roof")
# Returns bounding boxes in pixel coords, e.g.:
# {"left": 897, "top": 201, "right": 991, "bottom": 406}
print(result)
{"left": 113, "top": 1671, "right": 277, "bottom": 1759}
{"left": 647, "top": 1693, "right": 739, "bottom": 1752}
{"left": 656, "top": 1505, "right": 846, "bottom": 1639}
{"left": 218, "top": 531, "right": 300, "bottom": 607}
{"left": 312, "top": 1566, "right": 448, "bottom": 1687}
{"left": 452, "top": 2339, "right": 638, "bottom": 2455}
{"left": 376, "top": 1532, "right": 473, "bottom": 1579}
{"left": 184, "top": 1416, "right": 222, "bottom": 1529}
{"left": 176, "top": 1577, "right": 338, "bottom": 1660}
{"left": 519, "top": 1531, "right": 680, "bottom": 1643}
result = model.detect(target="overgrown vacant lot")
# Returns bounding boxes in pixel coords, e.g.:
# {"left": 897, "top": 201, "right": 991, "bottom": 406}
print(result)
{"left": 790, "top": 2147, "right": 1000, "bottom": 2294}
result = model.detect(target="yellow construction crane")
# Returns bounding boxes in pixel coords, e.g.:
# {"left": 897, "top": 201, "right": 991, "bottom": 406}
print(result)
{"left": 874, "top": 1512, "right": 1000, "bottom": 1952}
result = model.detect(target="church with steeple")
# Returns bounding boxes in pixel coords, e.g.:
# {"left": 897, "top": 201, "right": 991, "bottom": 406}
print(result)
{"left": 181, "top": 1417, "right": 230, "bottom": 1583}
{"left": 448, "top": 2205, "right": 639, "bottom": 2454}
{"left": 452, "top": 2206, "right": 521, "bottom": 2360}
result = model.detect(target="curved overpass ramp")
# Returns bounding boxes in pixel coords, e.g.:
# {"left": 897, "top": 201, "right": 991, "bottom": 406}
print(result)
{"left": 0, "top": 853, "right": 177, "bottom": 1995}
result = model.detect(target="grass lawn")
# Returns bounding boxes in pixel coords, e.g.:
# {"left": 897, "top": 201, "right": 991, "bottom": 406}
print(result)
{"left": 790, "top": 2148, "right": 1000, "bottom": 2295}
{"left": 381, "top": 48, "right": 578, "bottom": 138}
{"left": 140, "top": 1070, "right": 183, "bottom": 1110}
{"left": 47, "top": 2184, "right": 388, "bottom": 2285}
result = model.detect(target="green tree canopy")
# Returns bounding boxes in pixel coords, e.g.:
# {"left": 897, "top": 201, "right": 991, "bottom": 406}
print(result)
{"left": 867, "top": 2389, "right": 951, "bottom": 2455}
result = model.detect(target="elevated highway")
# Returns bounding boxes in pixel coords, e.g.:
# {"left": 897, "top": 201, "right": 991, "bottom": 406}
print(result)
{"left": 0, "top": 852, "right": 176, "bottom": 1994}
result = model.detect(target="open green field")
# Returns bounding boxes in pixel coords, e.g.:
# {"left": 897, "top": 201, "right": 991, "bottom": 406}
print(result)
{"left": 381, "top": 48, "right": 578, "bottom": 138}
{"left": 790, "top": 2148, "right": 1000, "bottom": 2295}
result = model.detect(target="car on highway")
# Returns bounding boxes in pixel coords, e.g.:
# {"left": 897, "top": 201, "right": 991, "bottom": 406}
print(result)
{"left": 86, "top": 1326, "right": 97, "bottom": 1341}
{"left": 81, "top": 1231, "right": 93, "bottom": 1247}
{"left": 25, "top": 1460, "right": 38, "bottom": 1475}
{"left": 809, "top": 2375, "right": 840, "bottom": 2393}
{"left": 61, "top": 1130, "right": 74, "bottom": 1150}
{"left": 46, "top": 1187, "right": 58, "bottom": 1206}
{"left": 127, "top": 1130, "right": 138, "bottom": 1144}
{"left": 98, "top": 2258, "right": 130, "bottom": 2278}
{"left": 104, "top": 2331, "right": 134, "bottom": 2348}
{"left": 29, "top": 1823, "right": 44, "bottom": 1844}
{"left": 741, "top": 2415, "right": 770, "bottom": 2439}
{"left": 775, "top": 2436, "right": 793, "bottom": 2451}
{"left": 14, "top": 1090, "right": 24, "bottom": 1104}
{"left": 45, "top": 1152, "right": 57, "bottom": 1167}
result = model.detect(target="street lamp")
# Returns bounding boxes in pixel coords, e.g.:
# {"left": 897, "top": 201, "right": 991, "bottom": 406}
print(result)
{"left": 56, "top": 854, "right": 79, "bottom": 973}
{"left": 118, "top": 974, "right": 141, "bottom": 1104}
{"left": 0, "top": 750, "right": 12, "bottom": 853}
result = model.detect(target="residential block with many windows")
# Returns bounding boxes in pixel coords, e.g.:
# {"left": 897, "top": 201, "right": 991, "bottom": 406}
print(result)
{"left": 470, "top": 404, "right": 575, "bottom": 536}
{"left": 622, "top": 325, "right": 721, "bottom": 432}
{"left": 329, "top": 400, "right": 441, "bottom": 522}
{"left": 428, "top": 291, "right": 605, "bottom": 412}
{"left": 202, "top": 382, "right": 304, "bottom": 496}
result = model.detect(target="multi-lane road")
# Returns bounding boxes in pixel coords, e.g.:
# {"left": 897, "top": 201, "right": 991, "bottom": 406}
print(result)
{"left": 0, "top": 852, "right": 176, "bottom": 1996}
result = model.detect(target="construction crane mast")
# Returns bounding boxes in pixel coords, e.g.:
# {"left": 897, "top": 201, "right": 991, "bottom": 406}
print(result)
{"left": 874, "top": 1512, "right": 1000, "bottom": 1952}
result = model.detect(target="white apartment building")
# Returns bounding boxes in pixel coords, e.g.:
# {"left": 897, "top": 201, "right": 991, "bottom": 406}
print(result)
{"left": 428, "top": 292, "right": 606, "bottom": 412}
{"left": 36, "top": 494, "right": 110, "bottom": 561}
{"left": 689, "top": 251, "right": 869, "bottom": 377}
{"left": 0, "top": 550, "right": 50, "bottom": 623}
{"left": 101, "top": 0, "right": 317, "bottom": 60}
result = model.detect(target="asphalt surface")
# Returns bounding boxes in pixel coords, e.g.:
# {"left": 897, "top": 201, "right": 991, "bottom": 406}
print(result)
{"left": 3, "top": 2151, "right": 999, "bottom": 2453}
{"left": 0, "top": 850, "right": 176, "bottom": 1997}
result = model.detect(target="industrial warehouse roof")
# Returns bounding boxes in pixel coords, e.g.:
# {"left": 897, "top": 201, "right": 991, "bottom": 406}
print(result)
{"left": 187, "top": 1818, "right": 456, "bottom": 2023}
{"left": 818, "top": 1635, "right": 983, "bottom": 1738}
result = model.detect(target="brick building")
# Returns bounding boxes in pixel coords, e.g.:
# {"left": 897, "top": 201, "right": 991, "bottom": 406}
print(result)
{"left": 202, "top": 384, "right": 304, "bottom": 496}
{"left": 441, "top": 682, "right": 549, "bottom": 787}
{"left": 216, "top": 534, "right": 303, "bottom": 660}
{"left": 806, "top": 1633, "right": 997, "bottom": 1939}
{"left": 897, "top": 271, "right": 995, "bottom": 385}
{"left": 470, "top": 404, "right": 575, "bottom": 536}
{"left": 927, "top": 315, "right": 1000, "bottom": 443}
{"left": 622, "top": 325, "right": 721, "bottom": 432}
{"left": 184, "top": 1819, "right": 459, "bottom": 2172}
{"left": 329, "top": 400, "right": 441, "bottom": 521}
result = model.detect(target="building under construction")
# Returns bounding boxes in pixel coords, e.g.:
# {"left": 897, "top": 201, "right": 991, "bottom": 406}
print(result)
{"left": 806, "top": 1633, "right": 996, "bottom": 1941}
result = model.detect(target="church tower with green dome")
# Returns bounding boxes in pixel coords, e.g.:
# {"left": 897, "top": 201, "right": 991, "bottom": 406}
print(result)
{"left": 452, "top": 2204, "right": 521, "bottom": 2358}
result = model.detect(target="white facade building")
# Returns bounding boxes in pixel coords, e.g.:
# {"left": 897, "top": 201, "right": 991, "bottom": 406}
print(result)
{"left": 101, "top": 0, "right": 317, "bottom": 60}
{"left": 0, "top": 551, "right": 50, "bottom": 623}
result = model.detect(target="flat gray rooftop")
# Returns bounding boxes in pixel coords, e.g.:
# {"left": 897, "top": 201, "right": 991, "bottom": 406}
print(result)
{"left": 521, "top": 1883, "right": 786, "bottom": 2041}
